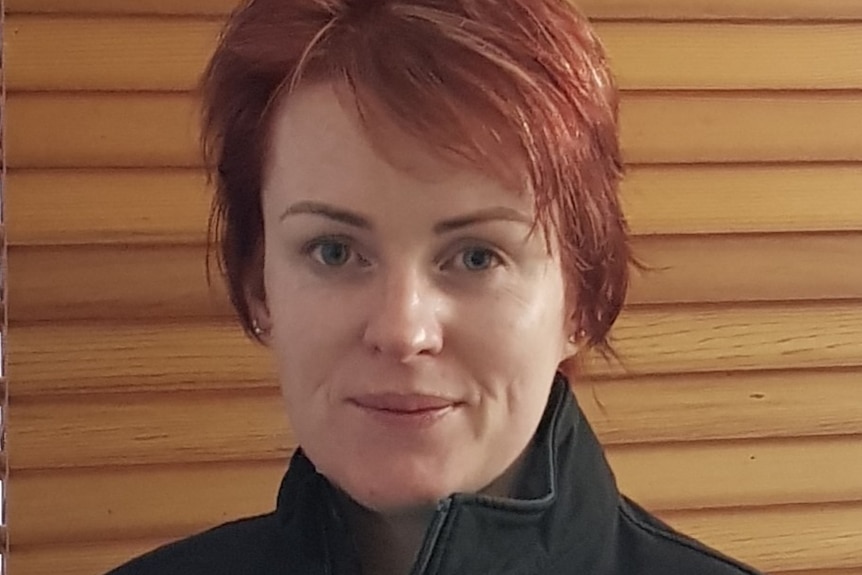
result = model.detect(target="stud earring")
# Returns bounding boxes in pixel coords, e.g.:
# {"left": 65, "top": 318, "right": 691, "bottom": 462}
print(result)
{"left": 252, "top": 320, "right": 267, "bottom": 337}
{"left": 569, "top": 329, "right": 587, "bottom": 344}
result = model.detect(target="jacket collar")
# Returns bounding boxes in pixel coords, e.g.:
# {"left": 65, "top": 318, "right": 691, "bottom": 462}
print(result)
{"left": 275, "top": 373, "right": 622, "bottom": 574}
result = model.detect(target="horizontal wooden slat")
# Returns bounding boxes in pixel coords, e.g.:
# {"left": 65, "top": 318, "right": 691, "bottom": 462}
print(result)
{"left": 12, "top": 370, "right": 862, "bottom": 469}
{"left": 9, "top": 304, "right": 862, "bottom": 396}
{"left": 6, "top": 169, "right": 212, "bottom": 245}
{"left": 10, "top": 389, "right": 293, "bottom": 469}
{"left": 9, "top": 234, "right": 862, "bottom": 322}
{"left": 9, "top": 461, "right": 862, "bottom": 571}
{"left": 579, "top": 369, "right": 862, "bottom": 444}
{"left": 8, "top": 321, "right": 272, "bottom": 396}
{"left": 8, "top": 461, "right": 286, "bottom": 546}
{"left": 611, "top": 437, "right": 862, "bottom": 510}
{"left": 620, "top": 93, "right": 862, "bottom": 165}
{"left": 601, "top": 23, "right": 862, "bottom": 90}
{"left": 8, "top": 244, "right": 233, "bottom": 322}
{"left": 622, "top": 164, "right": 862, "bottom": 235}
{"left": 4, "top": 0, "right": 239, "bottom": 16}
{"left": 8, "top": 17, "right": 862, "bottom": 91}
{"left": 7, "top": 166, "right": 862, "bottom": 247}
{"left": 590, "top": 303, "right": 862, "bottom": 377}
{"left": 5, "top": 93, "right": 200, "bottom": 169}
{"left": 5, "top": 16, "right": 219, "bottom": 92}
{"left": 661, "top": 503, "right": 862, "bottom": 572}
{"left": 3, "top": 171, "right": 199, "bottom": 244}
{"left": 7, "top": 93, "right": 862, "bottom": 168}
{"left": 629, "top": 233, "right": 862, "bottom": 304}
{"left": 582, "top": 0, "right": 862, "bottom": 21}
{"left": 7, "top": 0, "right": 862, "bottom": 20}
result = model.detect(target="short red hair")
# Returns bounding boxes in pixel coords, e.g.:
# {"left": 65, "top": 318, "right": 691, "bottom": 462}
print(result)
{"left": 201, "top": 0, "right": 631, "bottom": 354}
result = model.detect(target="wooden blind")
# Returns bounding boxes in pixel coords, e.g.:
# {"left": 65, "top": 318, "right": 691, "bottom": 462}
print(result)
{"left": 5, "top": 1, "right": 862, "bottom": 574}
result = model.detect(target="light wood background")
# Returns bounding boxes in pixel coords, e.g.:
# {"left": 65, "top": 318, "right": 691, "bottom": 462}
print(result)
{"left": 4, "top": 1, "right": 862, "bottom": 573}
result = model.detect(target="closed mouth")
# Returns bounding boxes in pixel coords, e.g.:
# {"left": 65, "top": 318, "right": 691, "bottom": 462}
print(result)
{"left": 349, "top": 393, "right": 460, "bottom": 413}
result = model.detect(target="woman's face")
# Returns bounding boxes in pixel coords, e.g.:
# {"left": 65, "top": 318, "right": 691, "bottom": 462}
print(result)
{"left": 258, "top": 83, "right": 575, "bottom": 512}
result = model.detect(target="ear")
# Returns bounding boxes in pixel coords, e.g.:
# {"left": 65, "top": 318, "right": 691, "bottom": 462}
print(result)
{"left": 561, "top": 285, "right": 582, "bottom": 357}
{"left": 244, "top": 271, "right": 272, "bottom": 344}
{"left": 559, "top": 321, "right": 588, "bottom": 380}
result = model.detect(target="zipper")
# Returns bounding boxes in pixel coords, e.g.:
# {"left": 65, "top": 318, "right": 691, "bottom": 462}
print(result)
{"left": 408, "top": 498, "right": 453, "bottom": 575}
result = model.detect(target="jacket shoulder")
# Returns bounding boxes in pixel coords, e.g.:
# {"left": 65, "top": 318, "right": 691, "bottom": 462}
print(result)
{"left": 104, "top": 512, "right": 283, "bottom": 575}
{"left": 617, "top": 497, "right": 764, "bottom": 575}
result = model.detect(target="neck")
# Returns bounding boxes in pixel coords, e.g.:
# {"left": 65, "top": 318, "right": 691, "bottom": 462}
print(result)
{"left": 339, "top": 450, "right": 529, "bottom": 575}
{"left": 341, "top": 496, "right": 433, "bottom": 575}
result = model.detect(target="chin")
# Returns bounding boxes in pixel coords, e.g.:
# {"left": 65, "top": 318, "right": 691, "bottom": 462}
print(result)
{"left": 353, "top": 485, "right": 450, "bottom": 514}
{"left": 337, "top": 467, "right": 465, "bottom": 513}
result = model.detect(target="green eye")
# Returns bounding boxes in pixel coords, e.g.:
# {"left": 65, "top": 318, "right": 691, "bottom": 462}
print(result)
{"left": 461, "top": 248, "right": 498, "bottom": 271}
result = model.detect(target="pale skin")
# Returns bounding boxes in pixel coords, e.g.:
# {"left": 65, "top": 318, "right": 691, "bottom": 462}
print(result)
{"left": 251, "top": 83, "right": 578, "bottom": 575}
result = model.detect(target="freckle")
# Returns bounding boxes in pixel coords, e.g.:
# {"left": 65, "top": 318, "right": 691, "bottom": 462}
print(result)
{"left": 749, "top": 456, "right": 756, "bottom": 461}
{"left": 750, "top": 393, "right": 766, "bottom": 400}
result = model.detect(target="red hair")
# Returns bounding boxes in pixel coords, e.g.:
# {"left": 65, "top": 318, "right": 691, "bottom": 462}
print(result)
{"left": 201, "top": 0, "right": 631, "bottom": 354}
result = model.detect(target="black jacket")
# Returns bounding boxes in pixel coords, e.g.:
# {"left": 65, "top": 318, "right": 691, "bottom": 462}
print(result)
{"left": 107, "top": 376, "right": 763, "bottom": 574}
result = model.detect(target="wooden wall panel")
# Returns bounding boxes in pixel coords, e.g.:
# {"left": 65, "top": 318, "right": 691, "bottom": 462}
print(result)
{"left": 9, "top": 243, "right": 232, "bottom": 322}
{"left": 622, "top": 165, "right": 862, "bottom": 235}
{"left": 10, "top": 462, "right": 286, "bottom": 545}
{"left": 4, "top": 0, "right": 239, "bottom": 16}
{"left": 9, "top": 322, "right": 272, "bottom": 396}
{"left": 5, "top": 93, "right": 199, "bottom": 169}
{"left": 601, "top": 23, "right": 862, "bottom": 90}
{"left": 4, "top": 16, "right": 219, "bottom": 92}
{"left": 595, "top": 304, "right": 862, "bottom": 376}
{"left": 619, "top": 94, "right": 862, "bottom": 164}
{"left": 5, "top": 170, "right": 210, "bottom": 245}
{"left": 580, "top": 0, "right": 862, "bottom": 21}
{"left": 11, "top": 390, "right": 295, "bottom": 468}
{"left": 661, "top": 504, "right": 862, "bottom": 572}
{"left": 582, "top": 370, "right": 862, "bottom": 443}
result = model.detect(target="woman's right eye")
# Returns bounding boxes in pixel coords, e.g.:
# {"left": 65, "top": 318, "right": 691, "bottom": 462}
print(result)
{"left": 309, "top": 240, "right": 351, "bottom": 266}
{"left": 306, "top": 239, "right": 367, "bottom": 268}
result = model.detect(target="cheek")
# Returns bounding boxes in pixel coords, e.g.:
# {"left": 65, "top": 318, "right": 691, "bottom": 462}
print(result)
{"left": 474, "top": 276, "right": 568, "bottom": 352}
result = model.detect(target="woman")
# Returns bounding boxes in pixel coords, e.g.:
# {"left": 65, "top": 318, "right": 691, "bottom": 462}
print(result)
{"left": 110, "top": 0, "right": 762, "bottom": 573}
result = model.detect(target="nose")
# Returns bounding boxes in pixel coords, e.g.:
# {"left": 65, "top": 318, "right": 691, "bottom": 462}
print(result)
{"left": 362, "top": 266, "right": 444, "bottom": 361}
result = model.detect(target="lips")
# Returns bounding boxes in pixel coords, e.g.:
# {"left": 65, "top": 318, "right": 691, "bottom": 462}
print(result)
{"left": 350, "top": 393, "right": 458, "bottom": 413}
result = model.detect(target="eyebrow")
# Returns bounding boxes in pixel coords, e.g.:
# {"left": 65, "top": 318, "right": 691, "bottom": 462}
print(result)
{"left": 432, "top": 206, "right": 533, "bottom": 234}
{"left": 279, "top": 201, "right": 533, "bottom": 233}
{"left": 280, "top": 201, "right": 371, "bottom": 229}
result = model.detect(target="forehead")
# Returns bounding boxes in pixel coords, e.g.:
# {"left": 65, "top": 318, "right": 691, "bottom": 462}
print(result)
{"left": 263, "top": 82, "right": 533, "bottom": 214}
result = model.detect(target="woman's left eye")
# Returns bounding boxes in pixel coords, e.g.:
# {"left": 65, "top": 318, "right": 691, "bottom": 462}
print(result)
{"left": 457, "top": 247, "right": 503, "bottom": 271}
